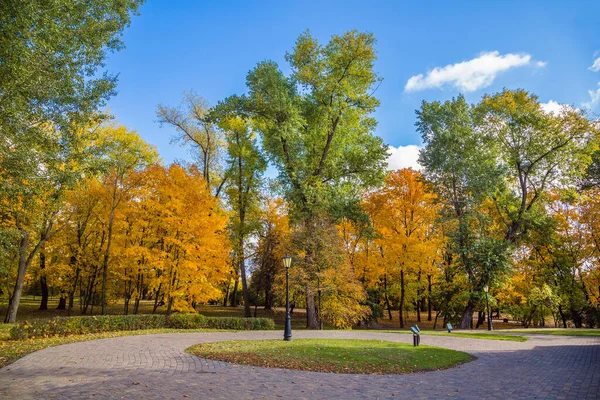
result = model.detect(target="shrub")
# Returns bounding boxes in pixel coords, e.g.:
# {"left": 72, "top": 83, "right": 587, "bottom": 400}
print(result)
{"left": 166, "top": 314, "right": 274, "bottom": 330}
{"left": 166, "top": 313, "right": 207, "bottom": 329}
{"left": 10, "top": 314, "right": 167, "bottom": 339}
{"left": 10, "top": 313, "right": 275, "bottom": 340}
{"left": 203, "top": 316, "right": 275, "bottom": 330}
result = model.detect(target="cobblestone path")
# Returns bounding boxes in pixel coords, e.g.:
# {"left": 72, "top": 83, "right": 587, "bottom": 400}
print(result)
{"left": 0, "top": 330, "right": 598, "bottom": 399}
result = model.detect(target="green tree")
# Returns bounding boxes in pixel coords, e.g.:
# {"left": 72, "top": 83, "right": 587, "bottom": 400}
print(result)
{"left": 417, "top": 95, "right": 508, "bottom": 328}
{"left": 224, "top": 31, "right": 388, "bottom": 328}
{"left": 477, "top": 89, "right": 597, "bottom": 242}
{"left": 219, "top": 116, "right": 267, "bottom": 317}
{"left": 1, "top": 0, "right": 143, "bottom": 323}
{"left": 156, "top": 92, "right": 227, "bottom": 196}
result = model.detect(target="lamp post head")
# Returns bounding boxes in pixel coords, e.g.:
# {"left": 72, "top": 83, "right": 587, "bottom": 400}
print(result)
{"left": 483, "top": 285, "right": 489, "bottom": 293}
{"left": 283, "top": 256, "right": 292, "bottom": 270}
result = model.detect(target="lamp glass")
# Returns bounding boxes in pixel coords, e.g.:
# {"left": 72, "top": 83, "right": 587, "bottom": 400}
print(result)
{"left": 483, "top": 285, "right": 489, "bottom": 293}
{"left": 283, "top": 256, "right": 292, "bottom": 269}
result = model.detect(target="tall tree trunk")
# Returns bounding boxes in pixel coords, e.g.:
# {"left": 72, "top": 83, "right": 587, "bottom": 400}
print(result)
{"left": 56, "top": 296, "right": 66, "bottom": 310}
{"left": 5, "top": 231, "right": 30, "bottom": 323}
{"left": 475, "top": 310, "right": 484, "bottom": 329}
{"left": 39, "top": 250, "right": 48, "bottom": 311}
{"left": 459, "top": 299, "right": 475, "bottom": 329}
{"left": 133, "top": 273, "right": 142, "bottom": 314}
{"left": 223, "top": 281, "right": 230, "bottom": 307}
{"left": 558, "top": 305, "right": 568, "bottom": 328}
{"left": 433, "top": 310, "right": 440, "bottom": 330}
{"left": 306, "top": 287, "right": 319, "bottom": 329}
{"left": 427, "top": 274, "right": 432, "bottom": 321}
{"left": 383, "top": 272, "right": 392, "bottom": 320}
{"left": 230, "top": 279, "right": 239, "bottom": 307}
{"left": 101, "top": 203, "right": 116, "bottom": 315}
{"left": 236, "top": 146, "right": 252, "bottom": 318}
{"left": 399, "top": 269, "right": 405, "bottom": 328}
{"left": 239, "top": 239, "right": 251, "bottom": 318}
{"left": 68, "top": 263, "right": 81, "bottom": 313}
{"left": 416, "top": 268, "right": 422, "bottom": 322}
{"left": 152, "top": 284, "right": 162, "bottom": 314}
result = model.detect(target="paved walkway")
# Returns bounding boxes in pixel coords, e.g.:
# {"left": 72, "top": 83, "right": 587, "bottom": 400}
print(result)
{"left": 0, "top": 330, "right": 598, "bottom": 399}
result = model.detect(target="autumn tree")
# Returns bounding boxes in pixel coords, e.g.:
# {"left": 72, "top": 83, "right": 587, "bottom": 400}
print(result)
{"left": 95, "top": 125, "right": 157, "bottom": 315}
{"left": 251, "top": 198, "right": 291, "bottom": 311}
{"left": 366, "top": 169, "right": 441, "bottom": 328}
{"left": 141, "top": 164, "right": 230, "bottom": 314}
{"left": 0, "top": 0, "right": 142, "bottom": 323}
{"left": 2, "top": 122, "right": 109, "bottom": 322}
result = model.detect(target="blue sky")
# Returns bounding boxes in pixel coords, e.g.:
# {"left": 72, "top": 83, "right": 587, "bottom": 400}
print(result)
{"left": 104, "top": 0, "right": 600, "bottom": 168}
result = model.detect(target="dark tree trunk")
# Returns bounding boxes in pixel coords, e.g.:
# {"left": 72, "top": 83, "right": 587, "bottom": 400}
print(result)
{"left": 152, "top": 284, "right": 162, "bottom": 314}
{"left": 5, "top": 231, "right": 30, "bottom": 323}
{"left": 383, "top": 273, "right": 392, "bottom": 320}
{"left": 475, "top": 310, "right": 484, "bottom": 329}
{"left": 264, "top": 286, "right": 274, "bottom": 311}
{"left": 56, "top": 296, "right": 66, "bottom": 310}
{"left": 39, "top": 251, "right": 48, "bottom": 311}
{"left": 399, "top": 269, "right": 405, "bottom": 328}
{"left": 459, "top": 300, "right": 475, "bottom": 329}
{"left": 239, "top": 246, "right": 251, "bottom": 318}
{"left": 223, "top": 282, "right": 230, "bottom": 307}
{"left": 306, "top": 288, "right": 319, "bottom": 329}
{"left": 68, "top": 262, "right": 80, "bottom": 313}
{"left": 558, "top": 305, "right": 568, "bottom": 328}
{"left": 230, "top": 279, "right": 239, "bottom": 307}
{"left": 427, "top": 274, "right": 432, "bottom": 321}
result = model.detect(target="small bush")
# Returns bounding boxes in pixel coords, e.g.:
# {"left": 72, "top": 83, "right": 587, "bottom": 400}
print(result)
{"left": 166, "top": 313, "right": 207, "bottom": 329}
{"left": 203, "top": 316, "right": 275, "bottom": 330}
{"left": 10, "top": 314, "right": 167, "bottom": 339}
{"left": 167, "top": 314, "right": 274, "bottom": 330}
{"left": 10, "top": 313, "right": 275, "bottom": 340}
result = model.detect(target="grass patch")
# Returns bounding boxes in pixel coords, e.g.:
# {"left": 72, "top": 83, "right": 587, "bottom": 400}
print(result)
{"left": 498, "top": 329, "right": 600, "bottom": 337}
{"left": 380, "top": 330, "right": 528, "bottom": 342}
{"left": 187, "top": 339, "right": 474, "bottom": 374}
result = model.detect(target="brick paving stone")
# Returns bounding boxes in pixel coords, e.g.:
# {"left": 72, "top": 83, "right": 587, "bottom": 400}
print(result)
{"left": 0, "top": 330, "right": 598, "bottom": 399}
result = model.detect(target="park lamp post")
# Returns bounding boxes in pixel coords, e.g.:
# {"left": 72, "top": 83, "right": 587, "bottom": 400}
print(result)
{"left": 283, "top": 256, "right": 292, "bottom": 341}
{"left": 483, "top": 285, "right": 493, "bottom": 331}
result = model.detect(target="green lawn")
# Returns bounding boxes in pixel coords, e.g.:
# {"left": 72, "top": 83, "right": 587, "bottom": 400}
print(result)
{"left": 187, "top": 339, "right": 474, "bottom": 374}
{"left": 380, "top": 329, "right": 528, "bottom": 342}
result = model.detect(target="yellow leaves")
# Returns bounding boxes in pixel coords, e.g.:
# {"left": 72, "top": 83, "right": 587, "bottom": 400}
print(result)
{"left": 366, "top": 169, "right": 443, "bottom": 272}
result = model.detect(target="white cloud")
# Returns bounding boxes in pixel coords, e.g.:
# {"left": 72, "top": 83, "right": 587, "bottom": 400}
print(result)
{"left": 541, "top": 100, "right": 578, "bottom": 115}
{"left": 536, "top": 61, "right": 548, "bottom": 68}
{"left": 583, "top": 83, "right": 600, "bottom": 110}
{"left": 405, "top": 51, "right": 543, "bottom": 93}
{"left": 589, "top": 57, "right": 600, "bottom": 72}
{"left": 540, "top": 100, "right": 563, "bottom": 114}
{"left": 387, "top": 145, "right": 422, "bottom": 171}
